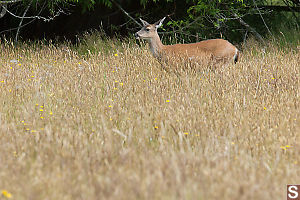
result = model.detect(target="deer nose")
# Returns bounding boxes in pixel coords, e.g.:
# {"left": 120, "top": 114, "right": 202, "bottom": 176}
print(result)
{"left": 134, "top": 32, "right": 139, "bottom": 39}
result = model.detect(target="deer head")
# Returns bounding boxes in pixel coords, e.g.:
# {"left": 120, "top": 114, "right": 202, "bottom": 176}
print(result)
{"left": 135, "top": 17, "right": 166, "bottom": 40}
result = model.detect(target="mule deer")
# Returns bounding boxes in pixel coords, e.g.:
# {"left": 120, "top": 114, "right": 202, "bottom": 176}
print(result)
{"left": 135, "top": 17, "right": 239, "bottom": 66}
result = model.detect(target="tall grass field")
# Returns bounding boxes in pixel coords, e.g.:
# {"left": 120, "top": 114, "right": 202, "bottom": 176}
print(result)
{"left": 0, "top": 33, "right": 299, "bottom": 199}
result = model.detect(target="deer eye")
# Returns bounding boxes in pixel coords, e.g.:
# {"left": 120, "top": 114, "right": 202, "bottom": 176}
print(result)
{"left": 146, "top": 28, "right": 150, "bottom": 32}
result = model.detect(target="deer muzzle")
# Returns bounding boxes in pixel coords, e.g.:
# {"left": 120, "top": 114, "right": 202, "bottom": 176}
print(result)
{"left": 134, "top": 32, "right": 140, "bottom": 39}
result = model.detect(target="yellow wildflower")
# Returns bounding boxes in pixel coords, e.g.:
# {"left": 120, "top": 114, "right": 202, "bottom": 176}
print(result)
{"left": 1, "top": 190, "right": 12, "bottom": 198}
{"left": 114, "top": 53, "right": 118, "bottom": 57}
{"left": 280, "top": 146, "right": 286, "bottom": 150}
{"left": 184, "top": 132, "right": 189, "bottom": 135}
{"left": 166, "top": 100, "right": 170, "bottom": 103}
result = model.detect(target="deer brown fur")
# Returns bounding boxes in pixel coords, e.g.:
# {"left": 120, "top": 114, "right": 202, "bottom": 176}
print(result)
{"left": 135, "top": 17, "right": 239, "bottom": 65}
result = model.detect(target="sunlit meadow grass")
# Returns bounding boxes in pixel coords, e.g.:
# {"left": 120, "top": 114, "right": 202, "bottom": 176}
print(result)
{"left": 0, "top": 35, "right": 299, "bottom": 200}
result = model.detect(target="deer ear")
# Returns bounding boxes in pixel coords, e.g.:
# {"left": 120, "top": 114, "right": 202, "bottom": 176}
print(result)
{"left": 154, "top": 17, "right": 166, "bottom": 29}
{"left": 139, "top": 18, "right": 150, "bottom": 26}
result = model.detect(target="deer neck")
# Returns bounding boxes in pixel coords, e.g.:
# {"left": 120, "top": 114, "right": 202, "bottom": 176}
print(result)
{"left": 148, "top": 33, "right": 164, "bottom": 58}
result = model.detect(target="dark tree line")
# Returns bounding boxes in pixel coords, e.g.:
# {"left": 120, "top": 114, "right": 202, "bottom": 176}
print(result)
{"left": 0, "top": 0, "right": 299, "bottom": 43}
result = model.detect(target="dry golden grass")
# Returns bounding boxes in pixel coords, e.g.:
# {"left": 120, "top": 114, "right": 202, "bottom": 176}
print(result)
{"left": 0, "top": 37, "right": 299, "bottom": 200}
